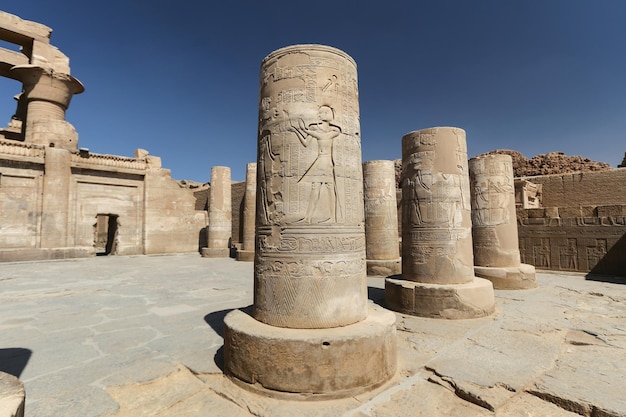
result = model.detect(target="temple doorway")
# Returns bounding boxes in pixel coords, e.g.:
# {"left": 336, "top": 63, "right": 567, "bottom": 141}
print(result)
{"left": 95, "top": 214, "right": 118, "bottom": 256}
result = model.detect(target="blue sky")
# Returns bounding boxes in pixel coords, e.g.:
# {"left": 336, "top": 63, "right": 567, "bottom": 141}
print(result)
{"left": 1, "top": 1, "right": 625, "bottom": 182}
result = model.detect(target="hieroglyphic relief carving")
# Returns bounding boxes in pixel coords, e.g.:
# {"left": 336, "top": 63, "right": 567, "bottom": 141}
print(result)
{"left": 363, "top": 160, "right": 399, "bottom": 264}
{"left": 254, "top": 45, "right": 367, "bottom": 329}
{"left": 533, "top": 238, "right": 551, "bottom": 268}
{"left": 401, "top": 127, "right": 475, "bottom": 284}
{"left": 559, "top": 238, "right": 578, "bottom": 270}
{"left": 587, "top": 239, "right": 607, "bottom": 269}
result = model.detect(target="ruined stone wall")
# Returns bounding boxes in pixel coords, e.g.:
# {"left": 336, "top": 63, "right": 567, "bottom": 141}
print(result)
{"left": 516, "top": 168, "right": 626, "bottom": 275}
{"left": 144, "top": 169, "right": 207, "bottom": 255}
{"left": 0, "top": 140, "right": 207, "bottom": 261}
{"left": 517, "top": 206, "right": 626, "bottom": 275}
{"left": 519, "top": 169, "right": 626, "bottom": 208}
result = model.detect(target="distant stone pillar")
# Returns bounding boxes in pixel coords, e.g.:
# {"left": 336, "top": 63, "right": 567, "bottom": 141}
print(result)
{"left": 223, "top": 44, "right": 396, "bottom": 398}
{"left": 385, "top": 127, "right": 495, "bottom": 319}
{"left": 202, "top": 166, "right": 232, "bottom": 258}
{"left": 363, "top": 160, "right": 401, "bottom": 276}
{"left": 11, "top": 65, "right": 84, "bottom": 151}
{"left": 469, "top": 154, "right": 537, "bottom": 289}
{"left": 236, "top": 162, "right": 256, "bottom": 262}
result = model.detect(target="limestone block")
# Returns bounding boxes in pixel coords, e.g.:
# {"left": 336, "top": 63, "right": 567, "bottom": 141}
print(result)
{"left": 223, "top": 305, "right": 397, "bottom": 398}
{"left": 0, "top": 372, "right": 25, "bottom": 417}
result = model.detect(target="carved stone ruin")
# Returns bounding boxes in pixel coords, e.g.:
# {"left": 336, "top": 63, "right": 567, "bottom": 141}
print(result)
{"left": 202, "top": 166, "right": 231, "bottom": 258}
{"left": 363, "top": 160, "right": 401, "bottom": 276}
{"left": 0, "top": 371, "right": 25, "bottom": 417}
{"left": 469, "top": 154, "right": 537, "bottom": 289}
{"left": 515, "top": 179, "right": 542, "bottom": 209}
{"left": 386, "top": 127, "right": 495, "bottom": 319}
{"left": 236, "top": 162, "right": 256, "bottom": 261}
{"left": 223, "top": 44, "right": 397, "bottom": 398}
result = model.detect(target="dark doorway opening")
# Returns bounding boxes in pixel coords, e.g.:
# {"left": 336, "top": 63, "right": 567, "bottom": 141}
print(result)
{"left": 95, "top": 214, "right": 118, "bottom": 256}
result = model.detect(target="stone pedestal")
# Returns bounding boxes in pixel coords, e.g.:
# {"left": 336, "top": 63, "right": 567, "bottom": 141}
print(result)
{"left": 363, "top": 160, "right": 401, "bottom": 276}
{"left": 385, "top": 127, "right": 495, "bottom": 319}
{"left": 224, "top": 44, "right": 396, "bottom": 398}
{"left": 0, "top": 372, "right": 25, "bottom": 417}
{"left": 469, "top": 154, "right": 536, "bottom": 289}
{"left": 202, "top": 166, "right": 232, "bottom": 258}
{"left": 236, "top": 162, "right": 256, "bottom": 262}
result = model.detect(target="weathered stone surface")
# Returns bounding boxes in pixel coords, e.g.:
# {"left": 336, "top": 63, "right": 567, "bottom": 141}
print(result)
{"left": 363, "top": 160, "right": 401, "bottom": 276}
{"left": 0, "top": 372, "right": 25, "bottom": 417}
{"left": 2, "top": 255, "right": 626, "bottom": 416}
{"left": 469, "top": 154, "right": 536, "bottom": 289}
{"left": 385, "top": 276, "right": 495, "bottom": 319}
{"left": 387, "top": 126, "right": 495, "bottom": 318}
{"left": 236, "top": 162, "right": 256, "bottom": 262}
{"left": 203, "top": 166, "right": 232, "bottom": 258}
{"left": 253, "top": 44, "right": 367, "bottom": 329}
{"left": 224, "top": 304, "right": 397, "bottom": 398}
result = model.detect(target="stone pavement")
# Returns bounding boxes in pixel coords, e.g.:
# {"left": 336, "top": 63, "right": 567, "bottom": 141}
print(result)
{"left": 0, "top": 254, "right": 624, "bottom": 417}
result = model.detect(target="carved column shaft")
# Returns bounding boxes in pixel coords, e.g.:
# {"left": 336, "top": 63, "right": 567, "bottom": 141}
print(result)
{"left": 469, "top": 154, "right": 520, "bottom": 267}
{"left": 204, "top": 166, "right": 231, "bottom": 257}
{"left": 401, "top": 127, "right": 474, "bottom": 284}
{"left": 242, "top": 162, "right": 257, "bottom": 252}
{"left": 469, "top": 154, "right": 537, "bottom": 289}
{"left": 254, "top": 44, "right": 367, "bottom": 329}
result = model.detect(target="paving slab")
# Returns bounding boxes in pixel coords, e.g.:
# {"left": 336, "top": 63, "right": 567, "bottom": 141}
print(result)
{"left": 0, "top": 255, "right": 625, "bottom": 416}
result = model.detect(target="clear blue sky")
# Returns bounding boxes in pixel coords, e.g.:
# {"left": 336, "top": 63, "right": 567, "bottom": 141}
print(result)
{"left": 1, "top": 1, "right": 625, "bottom": 182}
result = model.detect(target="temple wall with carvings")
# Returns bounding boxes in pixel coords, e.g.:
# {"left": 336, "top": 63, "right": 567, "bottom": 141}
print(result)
{"left": 0, "top": 139, "right": 207, "bottom": 261}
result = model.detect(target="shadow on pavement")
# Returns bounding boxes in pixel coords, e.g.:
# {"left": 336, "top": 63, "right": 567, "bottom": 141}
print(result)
{"left": 0, "top": 348, "right": 31, "bottom": 378}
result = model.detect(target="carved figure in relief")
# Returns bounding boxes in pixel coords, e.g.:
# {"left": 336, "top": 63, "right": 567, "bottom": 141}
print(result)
{"left": 559, "top": 239, "right": 578, "bottom": 270}
{"left": 286, "top": 105, "right": 342, "bottom": 224}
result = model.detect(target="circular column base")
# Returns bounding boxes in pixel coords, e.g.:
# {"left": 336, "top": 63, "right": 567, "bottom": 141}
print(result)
{"left": 385, "top": 276, "right": 495, "bottom": 319}
{"left": 235, "top": 249, "right": 254, "bottom": 262}
{"left": 0, "top": 372, "right": 25, "bottom": 417}
{"left": 474, "top": 263, "right": 537, "bottom": 290}
{"left": 201, "top": 247, "right": 230, "bottom": 258}
{"left": 366, "top": 258, "right": 401, "bottom": 277}
{"left": 223, "top": 304, "right": 397, "bottom": 400}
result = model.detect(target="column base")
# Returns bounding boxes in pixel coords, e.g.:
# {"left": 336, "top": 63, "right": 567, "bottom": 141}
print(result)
{"left": 366, "top": 258, "right": 401, "bottom": 277}
{"left": 0, "top": 372, "right": 25, "bottom": 417}
{"left": 223, "top": 304, "right": 397, "bottom": 400}
{"left": 235, "top": 249, "right": 254, "bottom": 262}
{"left": 385, "top": 276, "right": 495, "bottom": 319}
{"left": 474, "top": 263, "right": 537, "bottom": 290}
{"left": 201, "top": 247, "right": 230, "bottom": 258}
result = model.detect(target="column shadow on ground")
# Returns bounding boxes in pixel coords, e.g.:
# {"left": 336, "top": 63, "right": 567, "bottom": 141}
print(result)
{"left": 204, "top": 306, "right": 252, "bottom": 373}
{"left": 367, "top": 286, "right": 386, "bottom": 308}
{"left": 0, "top": 348, "right": 31, "bottom": 378}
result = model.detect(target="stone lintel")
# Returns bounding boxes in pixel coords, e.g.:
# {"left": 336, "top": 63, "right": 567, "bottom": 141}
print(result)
{"left": 223, "top": 305, "right": 397, "bottom": 399}
{"left": 385, "top": 277, "right": 495, "bottom": 319}
{"left": 366, "top": 258, "right": 401, "bottom": 277}
{"left": 474, "top": 263, "right": 537, "bottom": 290}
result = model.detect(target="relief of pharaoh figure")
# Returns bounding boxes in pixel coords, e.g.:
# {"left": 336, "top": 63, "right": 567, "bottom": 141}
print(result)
{"left": 286, "top": 105, "right": 341, "bottom": 224}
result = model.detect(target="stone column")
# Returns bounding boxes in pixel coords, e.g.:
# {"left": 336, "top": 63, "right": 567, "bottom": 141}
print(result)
{"left": 469, "top": 154, "right": 537, "bottom": 289}
{"left": 385, "top": 127, "right": 495, "bottom": 319}
{"left": 11, "top": 65, "right": 84, "bottom": 151}
{"left": 201, "top": 166, "right": 232, "bottom": 258}
{"left": 223, "top": 44, "right": 396, "bottom": 398}
{"left": 236, "top": 162, "right": 256, "bottom": 262}
{"left": 363, "top": 160, "right": 401, "bottom": 276}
